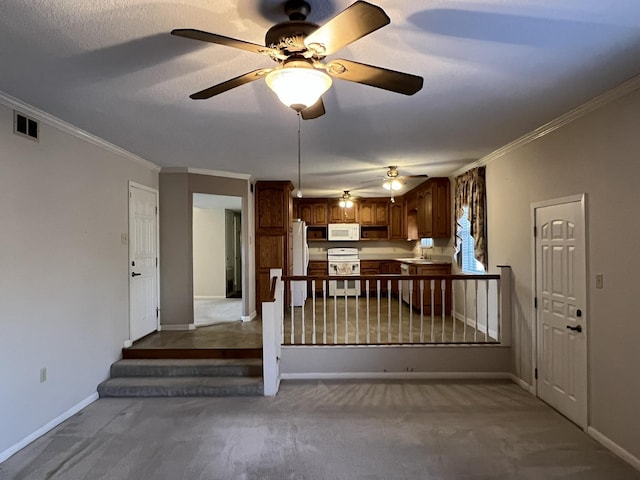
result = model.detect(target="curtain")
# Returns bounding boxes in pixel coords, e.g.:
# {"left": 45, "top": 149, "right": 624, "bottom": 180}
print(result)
{"left": 454, "top": 166, "right": 487, "bottom": 268}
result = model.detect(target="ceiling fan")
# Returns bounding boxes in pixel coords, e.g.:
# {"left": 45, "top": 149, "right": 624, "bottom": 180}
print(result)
{"left": 360, "top": 165, "right": 429, "bottom": 191}
{"left": 171, "top": 0, "right": 424, "bottom": 119}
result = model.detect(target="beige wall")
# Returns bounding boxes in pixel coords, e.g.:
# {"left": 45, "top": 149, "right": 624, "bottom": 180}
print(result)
{"left": 0, "top": 98, "right": 159, "bottom": 457}
{"left": 193, "top": 208, "right": 226, "bottom": 298}
{"left": 486, "top": 85, "right": 640, "bottom": 460}
{"left": 160, "top": 172, "right": 254, "bottom": 326}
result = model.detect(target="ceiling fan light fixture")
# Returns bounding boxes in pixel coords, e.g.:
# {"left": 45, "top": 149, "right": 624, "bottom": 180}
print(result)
{"left": 383, "top": 178, "right": 403, "bottom": 191}
{"left": 265, "top": 67, "right": 332, "bottom": 111}
{"left": 339, "top": 191, "right": 353, "bottom": 208}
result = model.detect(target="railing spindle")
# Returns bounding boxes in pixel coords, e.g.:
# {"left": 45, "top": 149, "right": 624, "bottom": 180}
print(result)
{"left": 496, "top": 278, "right": 501, "bottom": 342}
{"left": 323, "top": 280, "right": 327, "bottom": 345}
{"left": 441, "top": 279, "right": 446, "bottom": 343}
{"left": 430, "top": 279, "right": 435, "bottom": 342}
{"left": 311, "top": 280, "right": 316, "bottom": 345}
{"left": 290, "top": 281, "right": 295, "bottom": 344}
{"left": 474, "top": 279, "right": 479, "bottom": 342}
{"left": 366, "top": 282, "right": 371, "bottom": 344}
{"left": 420, "top": 279, "right": 425, "bottom": 343}
{"left": 344, "top": 279, "right": 349, "bottom": 344}
{"left": 463, "top": 280, "right": 468, "bottom": 341}
{"left": 452, "top": 280, "right": 457, "bottom": 342}
{"left": 485, "top": 279, "right": 489, "bottom": 342}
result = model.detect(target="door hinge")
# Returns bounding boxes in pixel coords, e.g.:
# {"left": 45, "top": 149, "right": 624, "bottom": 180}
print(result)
{"left": 535, "top": 368, "right": 538, "bottom": 380}
{"left": 156, "top": 307, "right": 160, "bottom": 318}
{"left": 156, "top": 257, "right": 158, "bottom": 267}
{"left": 155, "top": 206, "right": 158, "bottom": 214}
{"left": 534, "top": 297, "right": 538, "bottom": 309}
{"left": 533, "top": 226, "right": 537, "bottom": 237}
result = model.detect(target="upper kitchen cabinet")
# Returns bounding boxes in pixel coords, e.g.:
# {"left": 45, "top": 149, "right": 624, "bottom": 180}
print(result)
{"left": 256, "top": 181, "right": 293, "bottom": 232}
{"left": 389, "top": 198, "right": 406, "bottom": 239}
{"left": 410, "top": 178, "right": 451, "bottom": 239}
{"left": 329, "top": 200, "right": 358, "bottom": 223}
{"left": 296, "top": 199, "right": 328, "bottom": 225}
{"left": 359, "top": 199, "right": 389, "bottom": 225}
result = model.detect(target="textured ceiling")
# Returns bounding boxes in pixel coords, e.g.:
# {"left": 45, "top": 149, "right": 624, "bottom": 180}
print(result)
{"left": 1, "top": 1, "right": 639, "bottom": 197}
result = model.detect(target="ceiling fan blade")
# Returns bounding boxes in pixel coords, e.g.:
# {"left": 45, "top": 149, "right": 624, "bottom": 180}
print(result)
{"left": 327, "top": 59, "right": 423, "bottom": 95}
{"left": 304, "top": 1, "right": 390, "bottom": 56}
{"left": 171, "top": 29, "right": 277, "bottom": 57}
{"left": 301, "top": 98, "right": 325, "bottom": 120}
{"left": 190, "top": 69, "right": 271, "bottom": 99}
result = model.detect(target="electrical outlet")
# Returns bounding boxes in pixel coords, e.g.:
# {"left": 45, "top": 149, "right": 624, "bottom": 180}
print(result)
{"left": 40, "top": 367, "right": 47, "bottom": 383}
{"left": 595, "top": 274, "right": 604, "bottom": 289}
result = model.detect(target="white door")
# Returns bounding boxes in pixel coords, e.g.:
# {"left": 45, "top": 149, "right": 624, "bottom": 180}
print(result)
{"left": 535, "top": 197, "right": 587, "bottom": 428}
{"left": 129, "top": 184, "right": 159, "bottom": 342}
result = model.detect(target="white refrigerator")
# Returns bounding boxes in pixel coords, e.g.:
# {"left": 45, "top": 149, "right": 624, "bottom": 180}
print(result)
{"left": 292, "top": 219, "right": 309, "bottom": 306}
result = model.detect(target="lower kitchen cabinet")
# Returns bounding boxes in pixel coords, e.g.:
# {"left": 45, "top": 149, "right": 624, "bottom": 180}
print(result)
{"left": 403, "top": 263, "right": 452, "bottom": 315}
{"left": 307, "top": 261, "right": 328, "bottom": 293}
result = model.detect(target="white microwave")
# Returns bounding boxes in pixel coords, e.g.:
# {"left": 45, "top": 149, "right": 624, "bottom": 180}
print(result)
{"left": 328, "top": 223, "right": 360, "bottom": 241}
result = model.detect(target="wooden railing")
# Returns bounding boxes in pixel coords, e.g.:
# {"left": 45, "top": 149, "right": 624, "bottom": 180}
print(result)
{"left": 281, "top": 268, "right": 511, "bottom": 346}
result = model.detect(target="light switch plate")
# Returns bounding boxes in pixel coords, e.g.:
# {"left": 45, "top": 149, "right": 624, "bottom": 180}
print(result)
{"left": 595, "top": 274, "right": 603, "bottom": 289}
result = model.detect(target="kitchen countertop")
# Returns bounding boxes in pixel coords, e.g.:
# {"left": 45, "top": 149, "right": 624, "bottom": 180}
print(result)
{"left": 308, "top": 254, "right": 451, "bottom": 265}
{"left": 393, "top": 258, "right": 452, "bottom": 265}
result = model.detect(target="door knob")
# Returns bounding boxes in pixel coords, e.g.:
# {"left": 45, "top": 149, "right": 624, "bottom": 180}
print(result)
{"left": 566, "top": 325, "right": 582, "bottom": 333}
{"left": 131, "top": 272, "right": 142, "bottom": 277}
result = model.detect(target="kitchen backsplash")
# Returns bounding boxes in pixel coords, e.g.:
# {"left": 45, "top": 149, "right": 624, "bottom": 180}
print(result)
{"left": 309, "top": 239, "right": 454, "bottom": 261}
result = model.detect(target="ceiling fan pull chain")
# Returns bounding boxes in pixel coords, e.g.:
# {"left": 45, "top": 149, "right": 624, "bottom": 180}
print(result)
{"left": 296, "top": 112, "right": 303, "bottom": 198}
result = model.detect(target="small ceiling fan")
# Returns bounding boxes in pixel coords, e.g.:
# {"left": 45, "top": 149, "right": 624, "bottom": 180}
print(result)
{"left": 171, "top": 0, "right": 423, "bottom": 119}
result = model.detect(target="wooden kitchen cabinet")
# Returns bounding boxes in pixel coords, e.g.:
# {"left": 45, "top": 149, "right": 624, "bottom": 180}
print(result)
{"left": 296, "top": 199, "right": 328, "bottom": 241}
{"left": 307, "top": 260, "right": 328, "bottom": 293}
{"left": 404, "top": 263, "right": 452, "bottom": 315}
{"left": 255, "top": 181, "right": 293, "bottom": 311}
{"left": 329, "top": 200, "right": 358, "bottom": 223}
{"left": 359, "top": 199, "right": 389, "bottom": 225}
{"left": 296, "top": 199, "right": 328, "bottom": 225}
{"left": 417, "top": 178, "right": 451, "bottom": 239}
{"left": 380, "top": 260, "right": 402, "bottom": 294}
{"left": 389, "top": 199, "right": 406, "bottom": 239}
{"left": 360, "top": 260, "right": 383, "bottom": 292}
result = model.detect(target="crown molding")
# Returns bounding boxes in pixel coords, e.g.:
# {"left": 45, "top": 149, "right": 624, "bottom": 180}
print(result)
{"left": 453, "top": 73, "right": 640, "bottom": 177}
{"left": 0, "top": 90, "right": 160, "bottom": 172}
{"left": 161, "top": 166, "right": 252, "bottom": 180}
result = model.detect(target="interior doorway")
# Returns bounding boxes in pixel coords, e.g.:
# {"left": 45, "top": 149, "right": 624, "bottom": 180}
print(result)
{"left": 193, "top": 193, "right": 243, "bottom": 326}
{"left": 533, "top": 194, "right": 588, "bottom": 429}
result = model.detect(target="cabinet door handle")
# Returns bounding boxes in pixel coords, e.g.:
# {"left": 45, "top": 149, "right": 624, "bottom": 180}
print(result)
{"left": 566, "top": 325, "right": 582, "bottom": 333}
{"left": 131, "top": 272, "right": 142, "bottom": 277}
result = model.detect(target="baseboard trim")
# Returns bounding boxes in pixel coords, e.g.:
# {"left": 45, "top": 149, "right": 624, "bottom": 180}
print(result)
{"left": 587, "top": 427, "right": 640, "bottom": 472}
{"left": 0, "top": 392, "right": 99, "bottom": 464}
{"left": 241, "top": 311, "right": 256, "bottom": 322}
{"left": 281, "top": 371, "right": 512, "bottom": 381}
{"left": 509, "top": 373, "right": 534, "bottom": 393}
{"left": 159, "top": 323, "right": 196, "bottom": 331}
{"left": 454, "top": 312, "right": 498, "bottom": 339}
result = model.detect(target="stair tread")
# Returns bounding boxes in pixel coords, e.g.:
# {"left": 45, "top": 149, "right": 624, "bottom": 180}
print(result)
{"left": 114, "top": 358, "right": 262, "bottom": 367}
{"left": 101, "top": 376, "right": 262, "bottom": 386}
{"left": 98, "top": 376, "right": 264, "bottom": 397}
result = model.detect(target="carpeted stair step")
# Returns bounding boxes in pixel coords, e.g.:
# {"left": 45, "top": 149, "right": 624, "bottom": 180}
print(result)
{"left": 110, "top": 359, "right": 262, "bottom": 378}
{"left": 98, "top": 376, "right": 263, "bottom": 397}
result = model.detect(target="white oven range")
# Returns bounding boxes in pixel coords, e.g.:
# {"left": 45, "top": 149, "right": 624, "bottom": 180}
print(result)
{"left": 327, "top": 247, "right": 361, "bottom": 296}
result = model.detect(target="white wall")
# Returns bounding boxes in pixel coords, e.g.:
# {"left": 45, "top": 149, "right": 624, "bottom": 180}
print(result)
{"left": 192, "top": 207, "right": 226, "bottom": 297}
{"left": 0, "top": 98, "right": 158, "bottom": 459}
{"left": 485, "top": 83, "right": 640, "bottom": 461}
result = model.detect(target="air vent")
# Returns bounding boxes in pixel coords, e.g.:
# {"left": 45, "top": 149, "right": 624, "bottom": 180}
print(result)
{"left": 14, "top": 111, "right": 39, "bottom": 141}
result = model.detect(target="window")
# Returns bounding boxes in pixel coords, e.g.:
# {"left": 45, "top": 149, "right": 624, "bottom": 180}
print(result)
{"left": 457, "top": 206, "right": 485, "bottom": 273}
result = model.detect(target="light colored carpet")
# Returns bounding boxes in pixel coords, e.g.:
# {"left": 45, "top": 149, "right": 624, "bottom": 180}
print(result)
{"left": 2, "top": 380, "right": 638, "bottom": 480}
{"left": 194, "top": 298, "right": 242, "bottom": 325}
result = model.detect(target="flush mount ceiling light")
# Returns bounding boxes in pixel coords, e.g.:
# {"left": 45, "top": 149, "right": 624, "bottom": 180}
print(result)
{"left": 339, "top": 191, "right": 353, "bottom": 208}
{"left": 266, "top": 62, "right": 332, "bottom": 112}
